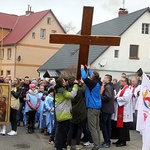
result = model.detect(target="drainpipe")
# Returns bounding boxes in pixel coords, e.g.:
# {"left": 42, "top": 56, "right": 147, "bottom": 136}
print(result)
{"left": 14, "top": 44, "right": 17, "bottom": 78}
{"left": 0, "top": 24, "right": 3, "bottom": 73}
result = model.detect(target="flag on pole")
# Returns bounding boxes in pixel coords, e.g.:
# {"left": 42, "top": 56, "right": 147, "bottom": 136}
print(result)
{"left": 136, "top": 73, "right": 150, "bottom": 150}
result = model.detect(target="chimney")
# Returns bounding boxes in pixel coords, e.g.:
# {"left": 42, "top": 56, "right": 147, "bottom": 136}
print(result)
{"left": 25, "top": 5, "right": 34, "bottom": 16}
{"left": 118, "top": 8, "right": 128, "bottom": 17}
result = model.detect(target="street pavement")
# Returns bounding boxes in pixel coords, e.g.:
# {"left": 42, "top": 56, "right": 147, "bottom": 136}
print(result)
{"left": 0, "top": 123, "right": 142, "bottom": 150}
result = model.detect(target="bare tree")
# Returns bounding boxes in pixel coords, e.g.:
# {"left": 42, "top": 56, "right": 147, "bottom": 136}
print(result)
{"left": 61, "top": 22, "right": 76, "bottom": 33}
{"left": 61, "top": 65, "right": 77, "bottom": 77}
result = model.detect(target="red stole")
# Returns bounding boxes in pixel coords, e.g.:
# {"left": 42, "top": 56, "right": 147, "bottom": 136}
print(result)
{"left": 116, "top": 85, "right": 129, "bottom": 128}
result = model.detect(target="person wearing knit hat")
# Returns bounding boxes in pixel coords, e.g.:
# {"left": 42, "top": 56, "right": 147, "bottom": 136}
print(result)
{"left": 29, "top": 83, "right": 36, "bottom": 89}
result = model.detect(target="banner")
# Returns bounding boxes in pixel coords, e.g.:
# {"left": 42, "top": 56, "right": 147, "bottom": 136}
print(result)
{"left": 136, "top": 73, "right": 150, "bottom": 150}
{"left": 0, "top": 84, "right": 11, "bottom": 124}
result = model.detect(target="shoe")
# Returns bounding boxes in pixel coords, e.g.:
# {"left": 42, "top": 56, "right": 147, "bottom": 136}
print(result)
{"left": 7, "top": 130, "right": 13, "bottom": 135}
{"left": 30, "top": 129, "right": 34, "bottom": 134}
{"left": 49, "top": 138, "right": 54, "bottom": 144}
{"left": 41, "top": 129, "right": 44, "bottom": 133}
{"left": 80, "top": 137, "right": 87, "bottom": 143}
{"left": 112, "top": 140, "right": 120, "bottom": 144}
{"left": 44, "top": 128, "right": 47, "bottom": 135}
{"left": 67, "top": 145, "right": 71, "bottom": 150}
{"left": 75, "top": 145, "right": 83, "bottom": 150}
{"left": 99, "top": 143, "right": 110, "bottom": 148}
{"left": 91, "top": 147, "right": 99, "bottom": 150}
{"left": 17, "top": 122, "right": 20, "bottom": 126}
{"left": 116, "top": 142, "right": 126, "bottom": 147}
{"left": 83, "top": 141, "right": 94, "bottom": 147}
{"left": 7, "top": 130, "right": 17, "bottom": 136}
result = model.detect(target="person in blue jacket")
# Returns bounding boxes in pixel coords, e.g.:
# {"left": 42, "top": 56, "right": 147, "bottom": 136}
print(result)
{"left": 44, "top": 87, "right": 55, "bottom": 135}
{"left": 81, "top": 64, "right": 102, "bottom": 150}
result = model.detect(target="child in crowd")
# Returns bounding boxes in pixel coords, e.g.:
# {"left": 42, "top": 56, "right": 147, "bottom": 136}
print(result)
{"left": 39, "top": 91, "right": 48, "bottom": 134}
{"left": 44, "top": 88, "right": 55, "bottom": 137}
{"left": 25, "top": 84, "right": 40, "bottom": 133}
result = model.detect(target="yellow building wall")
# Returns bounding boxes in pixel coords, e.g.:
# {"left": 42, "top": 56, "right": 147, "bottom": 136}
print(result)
{"left": 1, "top": 12, "right": 64, "bottom": 79}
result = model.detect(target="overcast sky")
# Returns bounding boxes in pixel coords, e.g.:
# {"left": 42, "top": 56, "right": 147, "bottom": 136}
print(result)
{"left": 0, "top": 0, "right": 150, "bottom": 33}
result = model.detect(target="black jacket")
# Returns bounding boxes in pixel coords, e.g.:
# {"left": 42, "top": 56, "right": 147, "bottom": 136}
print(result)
{"left": 19, "top": 83, "right": 29, "bottom": 102}
{"left": 101, "top": 82, "right": 114, "bottom": 114}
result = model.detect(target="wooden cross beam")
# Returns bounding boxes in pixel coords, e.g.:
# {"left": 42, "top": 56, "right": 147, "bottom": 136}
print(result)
{"left": 50, "top": 6, "right": 121, "bottom": 79}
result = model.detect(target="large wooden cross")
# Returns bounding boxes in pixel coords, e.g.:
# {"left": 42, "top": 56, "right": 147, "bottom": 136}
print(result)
{"left": 50, "top": 6, "right": 121, "bottom": 79}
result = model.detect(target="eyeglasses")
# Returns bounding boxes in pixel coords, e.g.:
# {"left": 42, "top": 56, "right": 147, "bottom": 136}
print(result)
{"left": 120, "top": 80, "right": 126, "bottom": 82}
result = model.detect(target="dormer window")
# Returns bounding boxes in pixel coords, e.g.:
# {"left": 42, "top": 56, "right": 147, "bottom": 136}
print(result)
{"left": 142, "top": 23, "right": 149, "bottom": 34}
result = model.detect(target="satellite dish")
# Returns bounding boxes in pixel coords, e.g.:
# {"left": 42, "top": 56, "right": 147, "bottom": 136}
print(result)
{"left": 99, "top": 58, "right": 107, "bottom": 67}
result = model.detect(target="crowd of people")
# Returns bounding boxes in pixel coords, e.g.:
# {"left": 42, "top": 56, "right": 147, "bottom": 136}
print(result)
{"left": 0, "top": 65, "right": 143, "bottom": 150}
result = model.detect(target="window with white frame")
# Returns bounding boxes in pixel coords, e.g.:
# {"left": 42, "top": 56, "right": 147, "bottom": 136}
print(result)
{"left": 40, "top": 28, "right": 46, "bottom": 38}
{"left": 142, "top": 23, "right": 149, "bottom": 34}
{"left": 7, "top": 48, "right": 11, "bottom": 60}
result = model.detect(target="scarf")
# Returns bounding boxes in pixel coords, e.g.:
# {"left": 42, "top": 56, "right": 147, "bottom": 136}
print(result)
{"left": 116, "top": 85, "right": 128, "bottom": 128}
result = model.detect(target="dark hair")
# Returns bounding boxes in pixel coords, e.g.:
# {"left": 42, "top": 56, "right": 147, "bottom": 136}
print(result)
{"left": 122, "top": 77, "right": 129, "bottom": 85}
{"left": 67, "top": 76, "right": 75, "bottom": 86}
{"left": 105, "top": 74, "right": 112, "bottom": 82}
{"left": 56, "top": 77, "right": 63, "bottom": 87}
{"left": 43, "top": 91, "right": 48, "bottom": 96}
{"left": 93, "top": 71, "right": 99, "bottom": 78}
{"left": 48, "top": 87, "right": 54, "bottom": 94}
{"left": 24, "top": 76, "right": 29, "bottom": 79}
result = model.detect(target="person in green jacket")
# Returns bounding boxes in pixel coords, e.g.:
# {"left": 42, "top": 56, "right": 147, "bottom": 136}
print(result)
{"left": 54, "top": 76, "right": 78, "bottom": 150}
{"left": 66, "top": 77, "right": 87, "bottom": 150}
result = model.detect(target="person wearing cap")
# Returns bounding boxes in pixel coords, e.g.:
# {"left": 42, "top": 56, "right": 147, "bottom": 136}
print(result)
{"left": 80, "top": 64, "right": 102, "bottom": 150}
{"left": 25, "top": 83, "right": 41, "bottom": 133}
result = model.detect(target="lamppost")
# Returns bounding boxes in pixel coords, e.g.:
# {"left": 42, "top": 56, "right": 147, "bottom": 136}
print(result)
{"left": 0, "top": 24, "right": 3, "bottom": 73}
